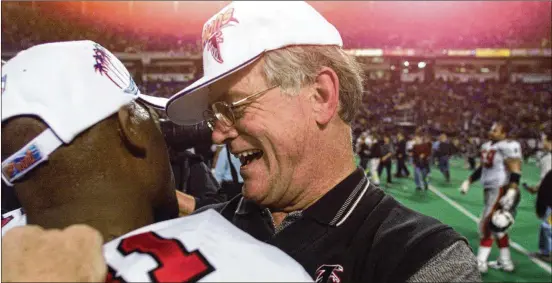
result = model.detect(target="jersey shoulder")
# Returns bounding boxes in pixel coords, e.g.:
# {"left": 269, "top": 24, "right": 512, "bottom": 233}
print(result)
{"left": 497, "top": 140, "right": 523, "bottom": 159}
{"left": 1, "top": 208, "right": 27, "bottom": 237}
{"left": 104, "top": 209, "right": 312, "bottom": 282}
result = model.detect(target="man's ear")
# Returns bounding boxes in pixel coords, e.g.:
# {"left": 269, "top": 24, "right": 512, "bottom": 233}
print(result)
{"left": 311, "top": 67, "right": 340, "bottom": 125}
{"left": 117, "top": 103, "right": 148, "bottom": 156}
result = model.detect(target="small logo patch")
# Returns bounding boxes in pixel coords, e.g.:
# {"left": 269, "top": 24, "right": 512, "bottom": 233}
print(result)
{"left": 202, "top": 7, "right": 239, "bottom": 64}
{"left": 92, "top": 43, "right": 138, "bottom": 95}
{"left": 2, "top": 144, "right": 43, "bottom": 181}
{"left": 315, "top": 264, "right": 343, "bottom": 283}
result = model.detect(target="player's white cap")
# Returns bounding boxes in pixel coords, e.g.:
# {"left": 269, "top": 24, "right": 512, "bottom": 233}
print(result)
{"left": 165, "top": 1, "right": 343, "bottom": 125}
{"left": 1, "top": 40, "right": 167, "bottom": 185}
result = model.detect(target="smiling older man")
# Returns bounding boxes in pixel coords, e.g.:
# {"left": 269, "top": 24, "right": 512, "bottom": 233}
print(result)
{"left": 166, "top": 2, "right": 480, "bottom": 282}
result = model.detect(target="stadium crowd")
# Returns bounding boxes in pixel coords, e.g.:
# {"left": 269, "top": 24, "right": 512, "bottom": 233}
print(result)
{"left": 133, "top": 77, "right": 552, "bottom": 145}
{"left": 1, "top": 2, "right": 203, "bottom": 53}
{"left": 354, "top": 80, "right": 552, "bottom": 139}
{"left": 2, "top": 1, "right": 550, "bottom": 53}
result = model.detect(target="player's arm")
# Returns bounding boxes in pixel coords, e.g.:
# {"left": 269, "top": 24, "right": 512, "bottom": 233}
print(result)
{"left": 459, "top": 166, "right": 482, "bottom": 194}
{"left": 499, "top": 157, "right": 522, "bottom": 210}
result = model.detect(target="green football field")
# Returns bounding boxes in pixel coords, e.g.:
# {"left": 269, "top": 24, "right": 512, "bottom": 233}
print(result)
{"left": 356, "top": 156, "right": 552, "bottom": 282}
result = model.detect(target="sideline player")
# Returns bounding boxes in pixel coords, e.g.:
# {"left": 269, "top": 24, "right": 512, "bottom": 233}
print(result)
{"left": 459, "top": 121, "right": 523, "bottom": 273}
{"left": 1, "top": 40, "right": 312, "bottom": 282}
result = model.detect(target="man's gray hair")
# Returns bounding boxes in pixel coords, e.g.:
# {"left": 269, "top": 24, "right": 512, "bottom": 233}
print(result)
{"left": 261, "top": 45, "right": 365, "bottom": 124}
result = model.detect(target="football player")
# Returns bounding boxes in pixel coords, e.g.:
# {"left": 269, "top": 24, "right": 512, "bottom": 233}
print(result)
{"left": 1, "top": 41, "right": 312, "bottom": 282}
{"left": 459, "top": 121, "right": 522, "bottom": 273}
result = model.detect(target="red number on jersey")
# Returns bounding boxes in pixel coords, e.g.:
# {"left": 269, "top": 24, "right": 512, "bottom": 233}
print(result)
{"left": 107, "top": 231, "right": 214, "bottom": 283}
{"left": 481, "top": 149, "right": 497, "bottom": 168}
{"left": 1, "top": 215, "right": 14, "bottom": 228}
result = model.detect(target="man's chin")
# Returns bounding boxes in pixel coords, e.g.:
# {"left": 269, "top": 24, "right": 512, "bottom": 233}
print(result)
{"left": 242, "top": 182, "right": 269, "bottom": 203}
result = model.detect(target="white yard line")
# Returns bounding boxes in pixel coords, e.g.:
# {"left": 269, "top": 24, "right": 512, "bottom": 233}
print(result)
{"left": 428, "top": 185, "right": 552, "bottom": 274}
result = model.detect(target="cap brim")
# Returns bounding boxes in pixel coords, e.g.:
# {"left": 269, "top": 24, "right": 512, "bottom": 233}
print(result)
{"left": 166, "top": 54, "right": 263, "bottom": 125}
{"left": 138, "top": 94, "right": 168, "bottom": 110}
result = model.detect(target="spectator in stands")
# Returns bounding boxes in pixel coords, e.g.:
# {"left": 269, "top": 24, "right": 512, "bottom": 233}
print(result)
{"left": 2, "top": 2, "right": 550, "bottom": 53}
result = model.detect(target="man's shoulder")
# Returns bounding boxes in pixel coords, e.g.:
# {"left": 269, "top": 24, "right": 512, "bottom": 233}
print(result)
{"left": 496, "top": 139, "right": 522, "bottom": 158}
{"left": 406, "top": 240, "right": 480, "bottom": 282}
{"left": 370, "top": 193, "right": 459, "bottom": 244}
{"left": 357, "top": 190, "right": 467, "bottom": 281}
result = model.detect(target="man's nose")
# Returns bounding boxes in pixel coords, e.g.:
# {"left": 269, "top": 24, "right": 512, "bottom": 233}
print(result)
{"left": 211, "top": 121, "right": 239, "bottom": 145}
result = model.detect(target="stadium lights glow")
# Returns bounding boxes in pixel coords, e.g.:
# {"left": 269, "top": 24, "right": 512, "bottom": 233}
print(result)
{"left": 418, "top": 62, "right": 426, "bottom": 69}
{"left": 390, "top": 65, "right": 396, "bottom": 70}
{"left": 403, "top": 61, "right": 410, "bottom": 67}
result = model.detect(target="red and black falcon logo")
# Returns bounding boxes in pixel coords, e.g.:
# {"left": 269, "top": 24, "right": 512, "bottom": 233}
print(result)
{"left": 315, "top": 264, "right": 344, "bottom": 283}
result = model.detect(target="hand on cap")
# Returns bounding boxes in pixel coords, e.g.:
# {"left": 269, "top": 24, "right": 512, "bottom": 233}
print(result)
{"left": 2, "top": 224, "right": 106, "bottom": 282}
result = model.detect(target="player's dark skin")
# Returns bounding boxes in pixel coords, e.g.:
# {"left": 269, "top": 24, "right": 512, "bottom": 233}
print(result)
{"left": 1, "top": 101, "right": 178, "bottom": 242}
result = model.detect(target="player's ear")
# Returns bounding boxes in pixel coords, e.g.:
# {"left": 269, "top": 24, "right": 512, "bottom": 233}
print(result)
{"left": 117, "top": 102, "right": 148, "bottom": 156}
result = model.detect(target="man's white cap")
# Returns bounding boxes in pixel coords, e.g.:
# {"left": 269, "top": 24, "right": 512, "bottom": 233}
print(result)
{"left": 166, "top": 1, "right": 342, "bottom": 125}
{"left": 1, "top": 40, "right": 166, "bottom": 185}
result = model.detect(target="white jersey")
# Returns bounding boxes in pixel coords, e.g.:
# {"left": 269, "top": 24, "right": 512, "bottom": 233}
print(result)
{"left": 2, "top": 209, "right": 313, "bottom": 282}
{"left": 1, "top": 208, "right": 27, "bottom": 236}
{"left": 480, "top": 140, "right": 522, "bottom": 189}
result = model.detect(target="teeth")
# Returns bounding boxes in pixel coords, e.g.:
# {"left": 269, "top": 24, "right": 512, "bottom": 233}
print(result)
{"left": 235, "top": 149, "right": 261, "bottom": 159}
{"left": 234, "top": 149, "right": 263, "bottom": 166}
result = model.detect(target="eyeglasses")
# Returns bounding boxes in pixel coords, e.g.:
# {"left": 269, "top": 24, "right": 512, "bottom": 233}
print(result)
{"left": 204, "top": 85, "right": 279, "bottom": 130}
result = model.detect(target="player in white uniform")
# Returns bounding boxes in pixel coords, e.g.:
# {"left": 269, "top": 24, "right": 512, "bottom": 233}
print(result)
{"left": 459, "top": 121, "right": 523, "bottom": 274}
{"left": 1, "top": 41, "right": 312, "bottom": 282}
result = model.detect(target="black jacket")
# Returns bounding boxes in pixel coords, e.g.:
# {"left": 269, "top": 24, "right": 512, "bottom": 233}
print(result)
{"left": 537, "top": 170, "right": 552, "bottom": 218}
{"left": 196, "top": 168, "right": 465, "bottom": 282}
{"left": 396, "top": 139, "right": 407, "bottom": 157}
{"left": 170, "top": 150, "right": 226, "bottom": 209}
{"left": 435, "top": 141, "right": 454, "bottom": 158}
